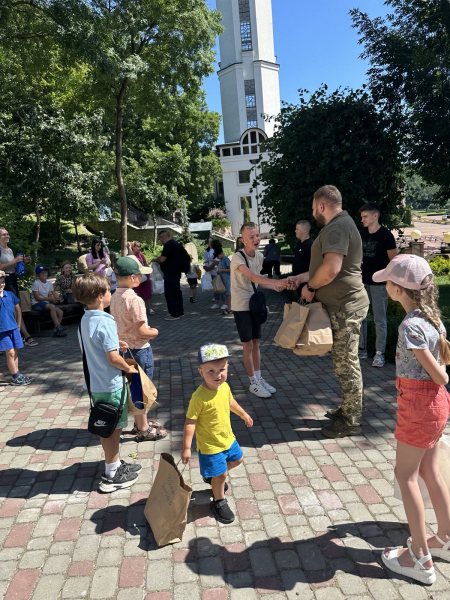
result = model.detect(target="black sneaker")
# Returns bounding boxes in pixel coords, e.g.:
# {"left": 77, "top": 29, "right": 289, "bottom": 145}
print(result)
{"left": 325, "top": 407, "right": 343, "bottom": 421}
{"left": 190, "top": 297, "right": 194, "bottom": 303}
{"left": 210, "top": 497, "right": 235, "bottom": 524}
{"left": 99, "top": 463, "right": 140, "bottom": 493}
{"left": 321, "top": 419, "right": 362, "bottom": 439}
{"left": 203, "top": 476, "right": 228, "bottom": 493}
{"left": 120, "top": 459, "right": 142, "bottom": 473}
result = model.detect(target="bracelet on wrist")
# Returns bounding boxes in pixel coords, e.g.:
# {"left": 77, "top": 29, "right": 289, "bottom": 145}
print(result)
{"left": 306, "top": 284, "right": 316, "bottom": 293}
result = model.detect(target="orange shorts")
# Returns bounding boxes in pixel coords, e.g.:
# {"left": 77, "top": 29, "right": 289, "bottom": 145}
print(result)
{"left": 395, "top": 377, "right": 450, "bottom": 449}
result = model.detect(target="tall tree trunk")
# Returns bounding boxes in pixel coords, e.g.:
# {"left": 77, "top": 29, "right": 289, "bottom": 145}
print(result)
{"left": 115, "top": 78, "right": 129, "bottom": 257}
{"left": 34, "top": 199, "right": 41, "bottom": 261}
{"left": 152, "top": 211, "right": 157, "bottom": 252}
{"left": 74, "top": 221, "right": 81, "bottom": 253}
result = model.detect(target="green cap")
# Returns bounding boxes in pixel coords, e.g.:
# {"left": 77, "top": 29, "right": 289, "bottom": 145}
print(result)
{"left": 114, "top": 256, "right": 152, "bottom": 276}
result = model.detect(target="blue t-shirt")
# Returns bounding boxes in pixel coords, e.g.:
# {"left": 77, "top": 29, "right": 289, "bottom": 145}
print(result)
{"left": 78, "top": 309, "right": 123, "bottom": 393}
{"left": 0, "top": 291, "right": 20, "bottom": 333}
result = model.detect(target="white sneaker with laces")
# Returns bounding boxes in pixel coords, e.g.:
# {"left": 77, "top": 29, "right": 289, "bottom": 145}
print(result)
{"left": 259, "top": 377, "right": 276, "bottom": 394}
{"left": 211, "top": 304, "right": 219, "bottom": 309}
{"left": 249, "top": 382, "right": 271, "bottom": 398}
{"left": 372, "top": 351, "right": 385, "bottom": 367}
{"left": 220, "top": 304, "right": 228, "bottom": 310}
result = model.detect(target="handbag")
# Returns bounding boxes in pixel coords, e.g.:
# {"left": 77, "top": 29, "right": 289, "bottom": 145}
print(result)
{"left": 201, "top": 272, "right": 213, "bottom": 292}
{"left": 239, "top": 251, "right": 267, "bottom": 325}
{"left": 79, "top": 325, "right": 126, "bottom": 438}
{"left": 212, "top": 274, "right": 226, "bottom": 295}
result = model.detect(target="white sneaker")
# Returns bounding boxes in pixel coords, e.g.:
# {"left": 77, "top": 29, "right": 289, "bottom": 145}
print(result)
{"left": 372, "top": 351, "right": 385, "bottom": 368}
{"left": 211, "top": 304, "right": 219, "bottom": 309}
{"left": 164, "top": 315, "right": 180, "bottom": 321}
{"left": 220, "top": 304, "right": 228, "bottom": 310}
{"left": 259, "top": 377, "right": 276, "bottom": 394}
{"left": 249, "top": 382, "right": 271, "bottom": 398}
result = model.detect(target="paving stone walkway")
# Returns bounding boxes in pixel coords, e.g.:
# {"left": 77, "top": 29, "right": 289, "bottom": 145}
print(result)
{"left": 1, "top": 280, "right": 450, "bottom": 600}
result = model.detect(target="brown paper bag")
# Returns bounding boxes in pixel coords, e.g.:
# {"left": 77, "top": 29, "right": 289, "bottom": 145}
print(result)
{"left": 293, "top": 302, "right": 333, "bottom": 356}
{"left": 19, "top": 291, "right": 32, "bottom": 313}
{"left": 212, "top": 275, "right": 226, "bottom": 295}
{"left": 145, "top": 453, "right": 192, "bottom": 546}
{"left": 274, "top": 302, "right": 309, "bottom": 349}
{"left": 124, "top": 358, "right": 158, "bottom": 415}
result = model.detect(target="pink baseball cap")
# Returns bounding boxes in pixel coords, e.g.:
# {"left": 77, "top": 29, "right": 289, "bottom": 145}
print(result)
{"left": 372, "top": 254, "right": 433, "bottom": 290}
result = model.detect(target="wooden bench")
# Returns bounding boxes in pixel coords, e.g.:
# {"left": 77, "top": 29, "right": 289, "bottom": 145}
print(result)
{"left": 21, "top": 300, "right": 84, "bottom": 336}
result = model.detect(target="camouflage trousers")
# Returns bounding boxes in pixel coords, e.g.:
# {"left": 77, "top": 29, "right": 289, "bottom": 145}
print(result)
{"left": 329, "top": 307, "right": 369, "bottom": 426}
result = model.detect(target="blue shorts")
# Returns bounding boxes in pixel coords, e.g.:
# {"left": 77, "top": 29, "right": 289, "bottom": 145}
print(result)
{"left": 0, "top": 328, "right": 23, "bottom": 351}
{"left": 32, "top": 302, "right": 48, "bottom": 311}
{"left": 198, "top": 439, "right": 243, "bottom": 478}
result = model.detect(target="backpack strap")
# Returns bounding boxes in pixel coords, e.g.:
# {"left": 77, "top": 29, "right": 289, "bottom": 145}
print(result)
{"left": 239, "top": 250, "right": 258, "bottom": 294}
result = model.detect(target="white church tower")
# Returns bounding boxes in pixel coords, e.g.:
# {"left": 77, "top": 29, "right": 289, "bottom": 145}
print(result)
{"left": 216, "top": 0, "right": 281, "bottom": 235}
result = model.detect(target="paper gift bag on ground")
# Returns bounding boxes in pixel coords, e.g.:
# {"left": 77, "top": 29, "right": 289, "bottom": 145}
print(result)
{"left": 201, "top": 272, "right": 213, "bottom": 291}
{"left": 293, "top": 302, "right": 333, "bottom": 356}
{"left": 212, "top": 275, "right": 226, "bottom": 295}
{"left": 274, "top": 302, "right": 309, "bottom": 349}
{"left": 394, "top": 436, "right": 450, "bottom": 509}
{"left": 124, "top": 358, "right": 158, "bottom": 415}
{"left": 145, "top": 453, "right": 192, "bottom": 545}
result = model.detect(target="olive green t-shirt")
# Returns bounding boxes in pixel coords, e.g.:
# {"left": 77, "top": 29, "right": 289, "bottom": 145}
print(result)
{"left": 309, "top": 211, "right": 369, "bottom": 314}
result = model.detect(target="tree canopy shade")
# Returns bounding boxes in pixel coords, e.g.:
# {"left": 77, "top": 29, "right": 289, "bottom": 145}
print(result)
{"left": 256, "top": 87, "right": 405, "bottom": 245}
{"left": 351, "top": 0, "right": 450, "bottom": 202}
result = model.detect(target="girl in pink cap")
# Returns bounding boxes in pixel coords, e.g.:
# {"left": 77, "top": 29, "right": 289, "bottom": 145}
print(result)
{"left": 373, "top": 254, "right": 450, "bottom": 583}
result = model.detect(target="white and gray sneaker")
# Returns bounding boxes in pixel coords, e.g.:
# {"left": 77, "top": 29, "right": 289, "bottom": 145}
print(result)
{"left": 99, "top": 462, "right": 140, "bottom": 493}
{"left": 249, "top": 382, "right": 271, "bottom": 398}
{"left": 259, "top": 377, "right": 276, "bottom": 394}
{"left": 358, "top": 349, "right": 369, "bottom": 359}
{"left": 372, "top": 351, "right": 385, "bottom": 368}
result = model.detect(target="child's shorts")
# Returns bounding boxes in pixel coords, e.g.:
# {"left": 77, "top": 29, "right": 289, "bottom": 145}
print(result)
{"left": 32, "top": 302, "right": 48, "bottom": 311}
{"left": 198, "top": 439, "right": 243, "bottom": 478}
{"left": 0, "top": 328, "right": 23, "bottom": 351}
{"left": 395, "top": 376, "right": 450, "bottom": 449}
{"left": 187, "top": 278, "right": 198, "bottom": 286}
{"left": 91, "top": 386, "right": 128, "bottom": 430}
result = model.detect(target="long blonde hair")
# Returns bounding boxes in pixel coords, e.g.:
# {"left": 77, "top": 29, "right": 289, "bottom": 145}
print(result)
{"left": 402, "top": 274, "right": 450, "bottom": 364}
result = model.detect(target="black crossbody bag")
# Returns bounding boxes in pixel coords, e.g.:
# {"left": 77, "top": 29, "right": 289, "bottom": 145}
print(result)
{"left": 79, "top": 325, "right": 126, "bottom": 438}
{"left": 239, "top": 250, "right": 268, "bottom": 325}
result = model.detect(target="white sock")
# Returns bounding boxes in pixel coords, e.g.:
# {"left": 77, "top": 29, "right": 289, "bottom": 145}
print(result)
{"left": 105, "top": 459, "right": 121, "bottom": 478}
{"left": 249, "top": 375, "right": 257, "bottom": 385}
{"left": 255, "top": 370, "right": 261, "bottom": 380}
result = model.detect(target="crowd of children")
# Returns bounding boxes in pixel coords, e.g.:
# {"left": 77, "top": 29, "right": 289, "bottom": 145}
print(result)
{"left": 3, "top": 229, "right": 450, "bottom": 582}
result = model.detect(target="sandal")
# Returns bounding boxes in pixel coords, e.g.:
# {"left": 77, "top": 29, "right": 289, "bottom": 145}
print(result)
{"left": 130, "top": 420, "right": 163, "bottom": 435}
{"left": 11, "top": 374, "right": 31, "bottom": 386}
{"left": 408, "top": 535, "right": 450, "bottom": 561}
{"left": 24, "top": 337, "right": 39, "bottom": 347}
{"left": 382, "top": 542, "right": 435, "bottom": 585}
{"left": 135, "top": 425, "right": 168, "bottom": 442}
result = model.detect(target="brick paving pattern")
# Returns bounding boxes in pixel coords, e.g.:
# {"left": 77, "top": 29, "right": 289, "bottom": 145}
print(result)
{"left": 1, "top": 278, "right": 449, "bottom": 599}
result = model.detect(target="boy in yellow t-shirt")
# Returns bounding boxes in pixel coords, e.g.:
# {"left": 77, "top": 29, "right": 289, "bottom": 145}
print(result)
{"left": 182, "top": 343, "right": 253, "bottom": 524}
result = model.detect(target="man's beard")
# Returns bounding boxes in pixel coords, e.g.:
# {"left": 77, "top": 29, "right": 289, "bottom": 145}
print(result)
{"left": 314, "top": 211, "right": 326, "bottom": 229}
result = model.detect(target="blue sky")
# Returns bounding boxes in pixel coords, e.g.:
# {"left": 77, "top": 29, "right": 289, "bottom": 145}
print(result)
{"left": 204, "top": 0, "right": 390, "bottom": 143}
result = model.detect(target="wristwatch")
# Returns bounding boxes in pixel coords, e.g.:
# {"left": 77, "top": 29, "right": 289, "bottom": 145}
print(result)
{"left": 306, "top": 284, "right": 316, "bottom": 293}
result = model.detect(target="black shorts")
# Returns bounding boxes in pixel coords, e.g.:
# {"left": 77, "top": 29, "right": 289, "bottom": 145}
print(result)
{"left": 187, "top": 277, "right": 198, "bottom": 286}
{"left": 233, "top": 310, "right": 262, "bottom": 343}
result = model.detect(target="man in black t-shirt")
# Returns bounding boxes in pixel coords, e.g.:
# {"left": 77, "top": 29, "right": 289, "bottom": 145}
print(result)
{"left": 359, "top": 203, "right": 397, "bottom": 367}
{"left": 152, "top": 231, "right": 184, "bottom": 321}
{"left": 292, "top": 221, "right": 313, "bottom": 287}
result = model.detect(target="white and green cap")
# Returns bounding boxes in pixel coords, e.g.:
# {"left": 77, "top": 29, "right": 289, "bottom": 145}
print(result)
{"left": 198, "top": 343, "right": 231, "bottom": 365}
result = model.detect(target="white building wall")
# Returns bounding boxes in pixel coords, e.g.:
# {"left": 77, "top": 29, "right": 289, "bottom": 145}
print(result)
{"left": 253, "top": 0, "right": 276, "bottom": 62}
{"left": 254, "top": 62, "right": 280, "bottom": 137}
{"left": 219, "top": 65, "right": 247, "bottom": 143}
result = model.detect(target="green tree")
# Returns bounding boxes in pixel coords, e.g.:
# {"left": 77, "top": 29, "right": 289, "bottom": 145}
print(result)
{"left": 404, "top": 173, "right": 441, "bottom": 210}
{"left": 351, "top": 0, "right": 450, "bottom": 201}
{"left": 242, "top": 197, "right": 251, "bottom": 224}
{"left": 256, "top": 87, "right": 404, "bottom": 245}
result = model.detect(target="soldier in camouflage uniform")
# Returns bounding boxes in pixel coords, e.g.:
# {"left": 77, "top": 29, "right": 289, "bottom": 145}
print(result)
{"left": 288, "top": 185, "right": 369, "bottom": 438}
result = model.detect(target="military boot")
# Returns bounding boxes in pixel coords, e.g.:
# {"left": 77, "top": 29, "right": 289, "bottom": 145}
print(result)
{"left": 325, "top": 407, "right": 343, "bottom": 421}
{"left": 321, "top": 418, "right": 362, "bottom": 439}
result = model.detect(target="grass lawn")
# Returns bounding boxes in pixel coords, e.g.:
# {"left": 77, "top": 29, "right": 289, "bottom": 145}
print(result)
{"left": 436, "top": 275, "right": 450, "bottom": 331}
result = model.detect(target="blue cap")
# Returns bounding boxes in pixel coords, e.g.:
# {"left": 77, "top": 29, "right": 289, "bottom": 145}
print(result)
{"left": 198, "top": 343, "right": 231, "bottom": 365}
{"left": 35, "top": 265, "right": 48, "bottom": 274}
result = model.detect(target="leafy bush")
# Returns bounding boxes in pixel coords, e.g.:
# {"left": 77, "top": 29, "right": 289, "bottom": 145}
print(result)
{"left": 212, "top": 218, "right": 231, "bottom": 230}
{"left": 428, "top": 256, "right": 450, "bottom": 276}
